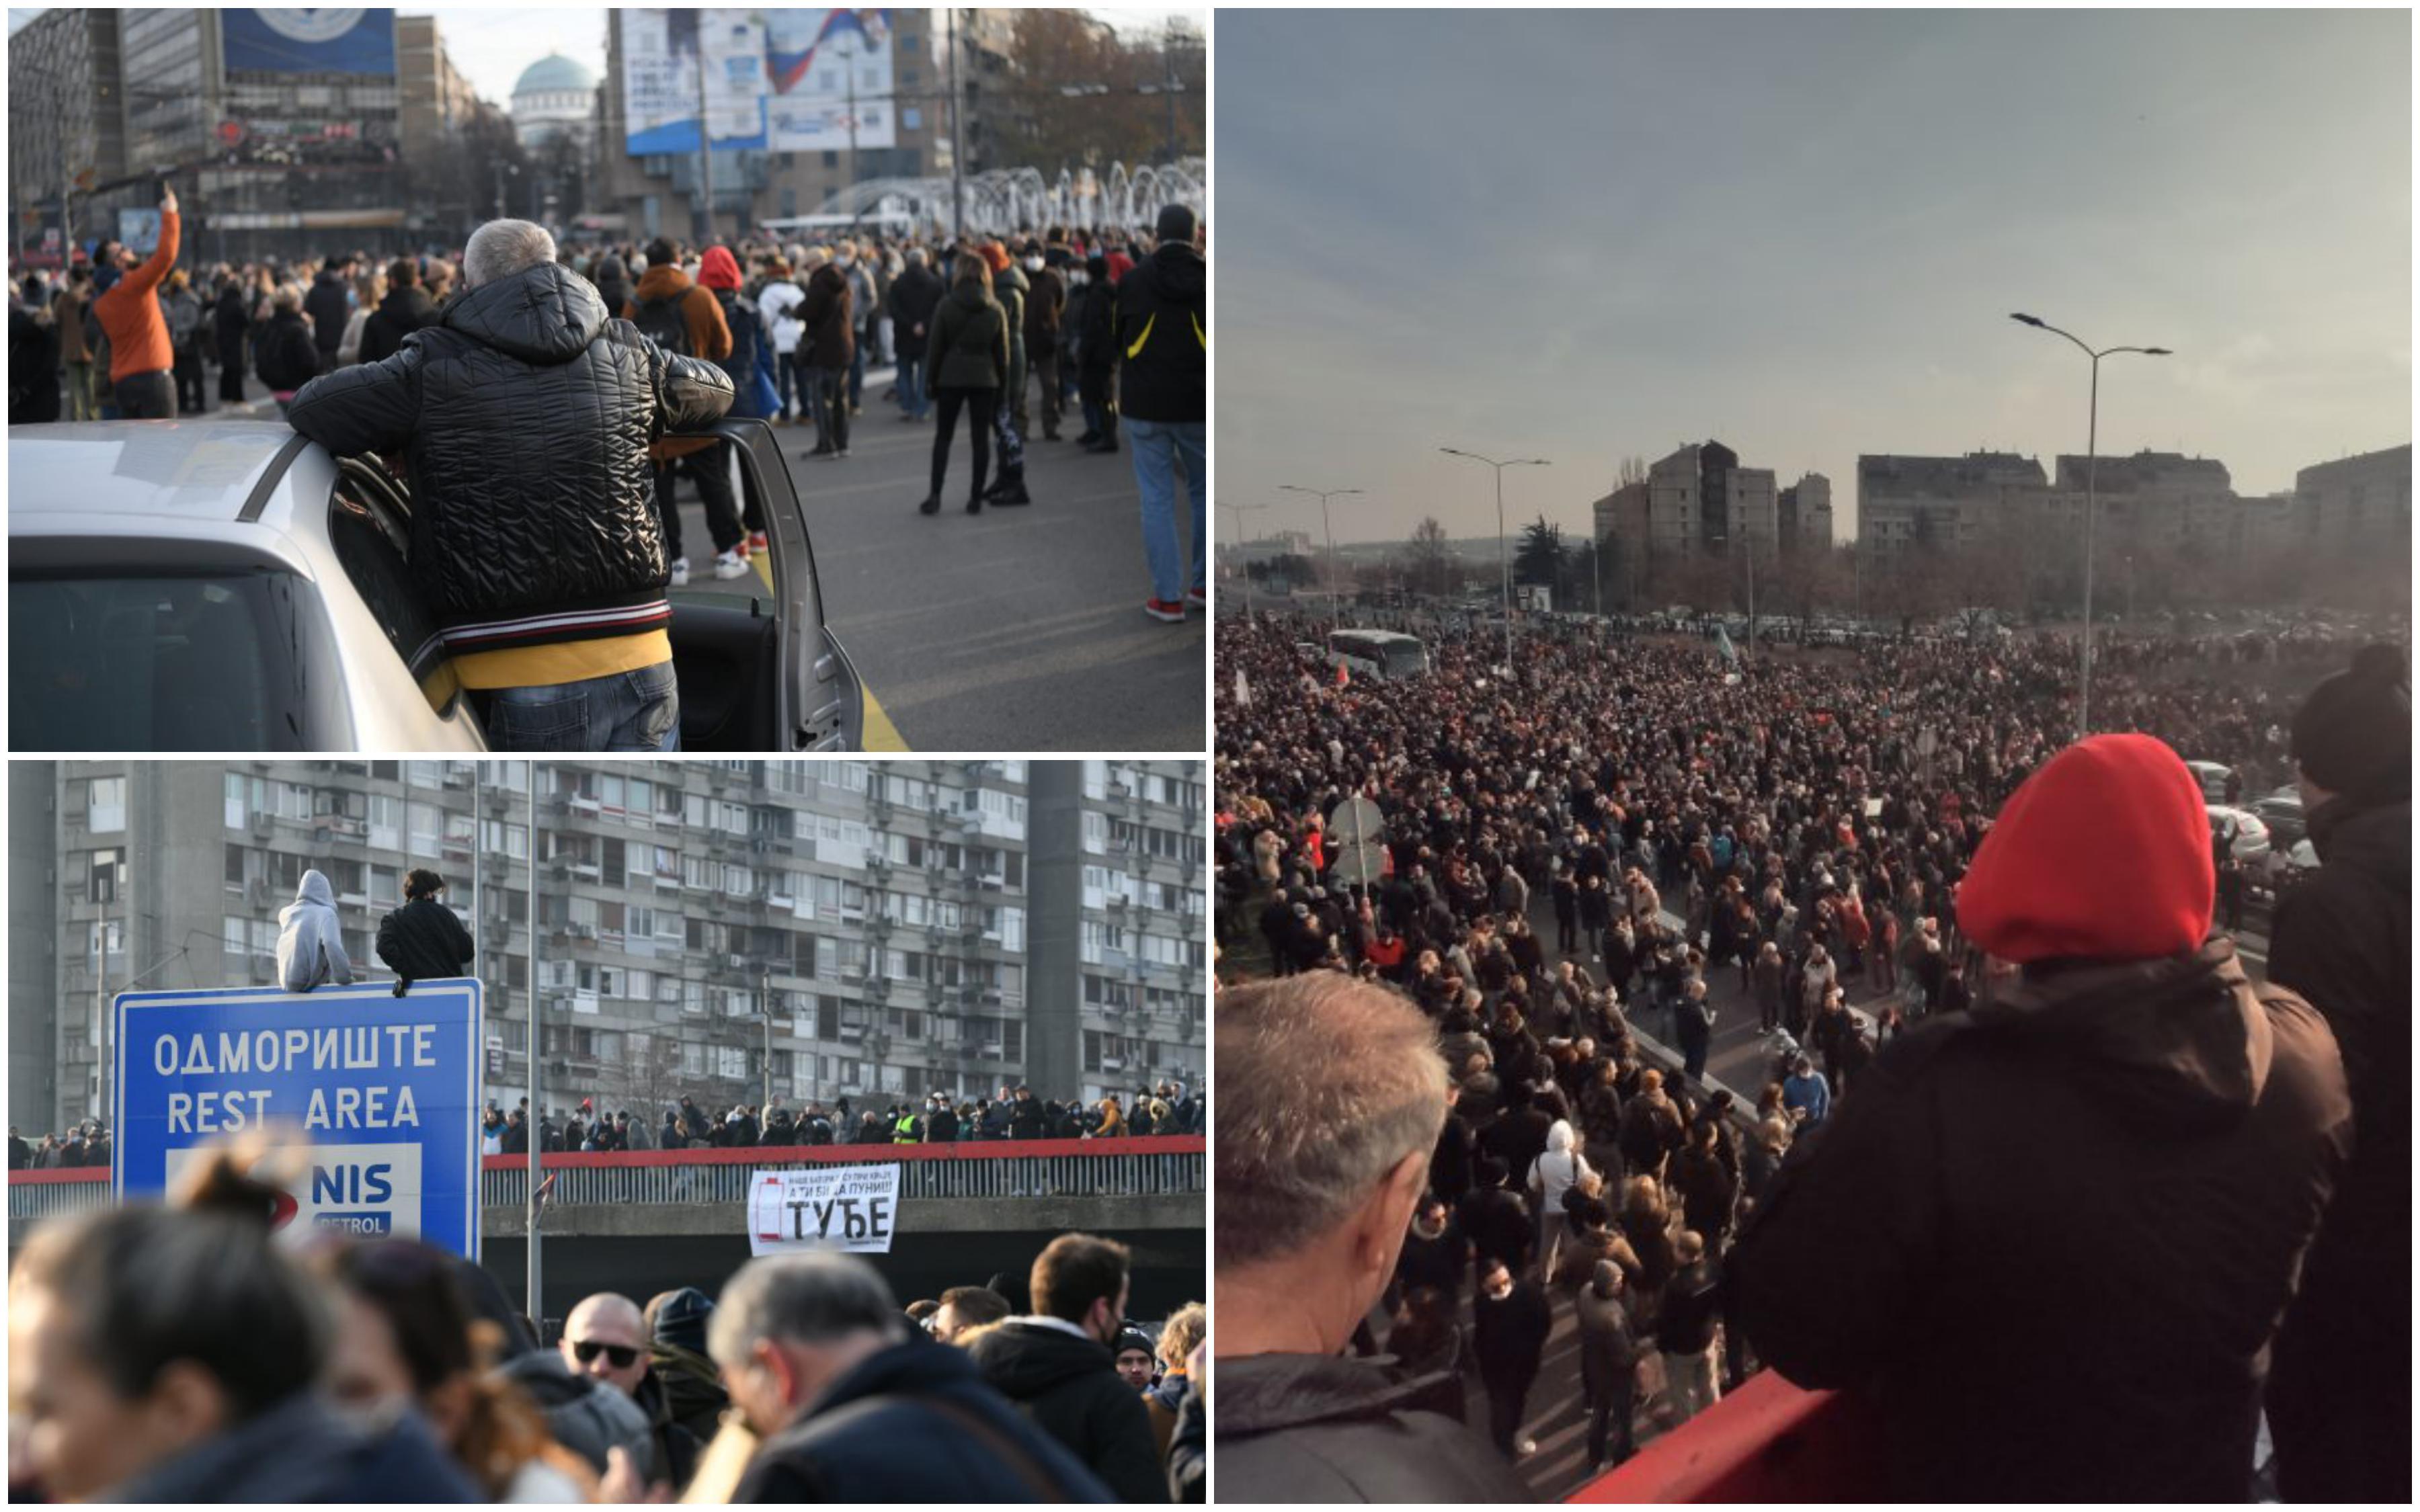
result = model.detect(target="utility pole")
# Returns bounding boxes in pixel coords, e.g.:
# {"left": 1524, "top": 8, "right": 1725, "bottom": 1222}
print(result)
{"left": 694, "top": 19, "right": 714, "bottom": 245}
{"left": 946, "top": 9, "right": 965, "bottom": 239}
{"left": 1227, "top": 500, "right": 1270, "bottom": 618}
{"left": 1163, "top": 22, "right": 1180, "bottom": 163}
{"left": 524, "top": 760, "right": 542, "bottom": 1339}
{"left": 840, "top": 32, "right": 860, "bottom": 228}
{"left": 760, "top": 967, "right": 774, "bottom": 1116}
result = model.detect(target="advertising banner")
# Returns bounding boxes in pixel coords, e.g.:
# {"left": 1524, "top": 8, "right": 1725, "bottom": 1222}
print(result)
{"left": 621, "top": 8, "right": 893, "bottom": 157}
{"left": 748, "top": 1162, "right": 901, "bottom": 1256}
{"left": 220, "top": 9, "right": 397, "bottom": 77}
{"left": 764, "top": 9, "right": 897, "bottom": 152}
{"left": 114, "top": 980, "right": 483, "bottom": 1258}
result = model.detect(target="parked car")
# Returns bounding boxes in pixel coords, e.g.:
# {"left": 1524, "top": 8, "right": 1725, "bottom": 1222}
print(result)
{"left": 2206, "top": 804, "right": 2272, "bottom": 864}
{"left": 2183, "top": 761, "right": 2235, "bottom": 802}
{"left": 2246, "top": 792, "right": 2306, "bottom": 850}
{"left": 10, "top": 420, "right": 864, "bottom": 751}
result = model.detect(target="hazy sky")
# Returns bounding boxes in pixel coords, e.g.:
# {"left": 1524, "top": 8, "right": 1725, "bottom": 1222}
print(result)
{"left": 8, "top": 8, "right": 1199, "bottom": 126}
{"left": 1219, "top": 9, "right": 2412, "bottom": 546}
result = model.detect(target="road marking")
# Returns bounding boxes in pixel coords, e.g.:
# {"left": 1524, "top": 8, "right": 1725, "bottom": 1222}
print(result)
{"left": 862, "top": 687, "right": 910, "bottom": 751}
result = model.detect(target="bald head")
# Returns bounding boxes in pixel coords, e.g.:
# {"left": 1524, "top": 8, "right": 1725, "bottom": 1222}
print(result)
{"left": 562, "top": 1292, "right": 649, "bottom": 1396}
{"left": 1215, "top": 974, "right": 1449, "bottom": 1271}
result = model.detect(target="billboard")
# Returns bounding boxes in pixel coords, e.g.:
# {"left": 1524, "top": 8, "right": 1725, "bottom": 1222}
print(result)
{"left": 221, "top": 8, "right": 397, "bottom": 77}
{"left": 620, "top": 8, "right": 893, "bottom": 158}
{"left": 114, "top": 980, "right": 483, "bottom": 1259}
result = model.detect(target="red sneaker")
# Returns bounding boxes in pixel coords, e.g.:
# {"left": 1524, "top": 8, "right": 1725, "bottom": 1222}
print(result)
{"left": 747, "top": 531, "right": 770, "bottom": 556}
{"left": 1143, "top": 598, "right": 1186, "bottom": 624}
{"left": 1185, "top": 587, "right": 1207, "bottom": 612}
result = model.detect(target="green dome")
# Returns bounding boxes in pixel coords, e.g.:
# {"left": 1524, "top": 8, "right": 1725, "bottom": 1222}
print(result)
{"left": 513, "top": 53, "right": 595, "bottom": 97}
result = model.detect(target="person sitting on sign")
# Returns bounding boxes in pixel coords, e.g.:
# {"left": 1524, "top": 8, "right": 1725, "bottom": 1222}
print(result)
{"left": 274, "top": 868, "right": 354, "bottom": 993}
{"left": 376, "top": 868, "right": 475, "bottom": 998}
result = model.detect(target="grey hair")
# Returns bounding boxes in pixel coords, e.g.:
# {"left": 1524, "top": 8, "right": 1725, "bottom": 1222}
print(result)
{"left": 708, "top": 1253, "right": 903, "bottom": 1367}
{"left": 904, "top": 247, "right": 927, "bottom": 267}
{"left": 1214, "top": 976, "right": 1449, "bottom": 1270}
{"left": 462, "top": 218, "right": 556, "bottom": 288}
{"left": 271, "top": 283, "right": 305, "bottom": 313}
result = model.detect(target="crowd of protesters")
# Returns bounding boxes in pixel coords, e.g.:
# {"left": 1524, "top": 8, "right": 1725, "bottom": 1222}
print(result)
{"left": 477, "top": 1078, "right": 1205, "bottom": 1158}
{"left": 9, "top": 200, "right": 1205, "bottom": 630}
{"left": 5, "top": 1140, "right": 1204, "bottom": 1501}
{"left": 1213, "top": 610, "right": 2407, "bottom": 1501}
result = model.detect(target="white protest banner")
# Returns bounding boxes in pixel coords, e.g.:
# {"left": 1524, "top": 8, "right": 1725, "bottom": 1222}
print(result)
{"left": 748, "top": 1163, "right": 901, "bottom": 1256}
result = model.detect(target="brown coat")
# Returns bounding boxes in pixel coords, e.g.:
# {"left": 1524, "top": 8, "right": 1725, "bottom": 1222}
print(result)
{"left": 626, "top": 264, "right": 729, "bottom": 460}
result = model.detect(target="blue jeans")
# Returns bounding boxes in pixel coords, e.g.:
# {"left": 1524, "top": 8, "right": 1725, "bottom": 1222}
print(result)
{"left": 848, "top": 341, "right": 865, "bottom": 409}
{"left": 1126, "top": 417, "right": 1205, "bottom": 603}
{"left": 897, "top": 353, "right": 928, "bottom": 419}
{"left": 485, "top": 661, "right": 682, "bottom": 751}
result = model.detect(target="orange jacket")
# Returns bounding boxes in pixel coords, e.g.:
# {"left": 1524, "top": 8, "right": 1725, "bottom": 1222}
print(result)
{"left": 94, "top": 208, "right": 179, "bottom": 382}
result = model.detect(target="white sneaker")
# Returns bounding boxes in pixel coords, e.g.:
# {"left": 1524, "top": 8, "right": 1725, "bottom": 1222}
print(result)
{"left": 669, "top": 556, "right": 690, "bottom": 588}
{"left": 712, "top": 549, "right": 751, "bottom": 580}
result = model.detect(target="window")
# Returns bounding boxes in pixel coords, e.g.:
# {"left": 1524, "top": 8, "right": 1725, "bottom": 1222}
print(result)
{"left": 87, "top": 776, "right": 126, "bottom": 832}
{"left": 329, "top": 476, "right": 448, "bottom": 696}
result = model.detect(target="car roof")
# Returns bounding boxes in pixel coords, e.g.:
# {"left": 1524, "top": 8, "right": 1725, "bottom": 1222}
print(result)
{"left": 9, "top": 421, "right": 303, "bottom": 525}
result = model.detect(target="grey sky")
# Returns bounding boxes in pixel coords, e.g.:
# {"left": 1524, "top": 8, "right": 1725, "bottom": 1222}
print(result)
{"left": 1219, "top": 9, "right": 2411, "bottom": 546}
{"left": 9, "top": 9, "right": 1201, "bottom": 126}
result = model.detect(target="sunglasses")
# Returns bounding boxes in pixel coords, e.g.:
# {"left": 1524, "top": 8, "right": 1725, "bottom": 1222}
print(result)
{"left": 571, "top": 1340, "right": 641, "bottom": 1369}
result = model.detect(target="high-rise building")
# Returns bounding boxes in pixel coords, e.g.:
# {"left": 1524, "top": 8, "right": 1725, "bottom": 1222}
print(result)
{"left": 5, "top": 7, "right": 124, "bottom": 265}
{"left": 1855, "top": 452, "right": 2050, "bottom": 558}
{"left": 12, "top": 760, "right": 1205, "bottom": 1138}
{"left": 2292, "top": 444, "right": 2413, "bottom": 560}
{"left": 397, "top": 16, "right": 485, "bottom": 170}
{"left": 1778, "top": 472, "right": 1832, "bottom": 554}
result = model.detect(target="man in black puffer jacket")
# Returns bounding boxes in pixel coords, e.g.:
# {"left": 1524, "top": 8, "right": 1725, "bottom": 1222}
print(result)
{"left": 376, "top": 868, "right": 474, "bottom": 996}
{"left": 965, "top": 1234, "right": 1164, "bottom": 1503}
{"left": 358, "top": 258, "right": 437, "bottom": 367}
{"left": 287, "top": 220, "right": 731, "bottom": 751}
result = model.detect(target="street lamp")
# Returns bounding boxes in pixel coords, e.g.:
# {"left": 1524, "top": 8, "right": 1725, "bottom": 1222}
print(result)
{"left": 1225, "top": 499, "right": 1270, "bottom": 618}
{"left": 1439, "top": 448, "right": 1551, "bottom": 671}
{"left": 1279, "top": 485, "right": 1363, "bottom": 622}
{"left": 2010, "top": 313, "right": 2171, "bottom": 739}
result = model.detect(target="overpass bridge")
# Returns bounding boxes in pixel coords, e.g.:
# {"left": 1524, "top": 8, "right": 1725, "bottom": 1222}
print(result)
{"left": 11, "top": 1136, "right": 1205, "bottom": 1331}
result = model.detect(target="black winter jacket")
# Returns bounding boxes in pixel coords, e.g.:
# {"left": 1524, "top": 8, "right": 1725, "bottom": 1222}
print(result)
{"left": 734, "top": 1339, "right": 1113, "bottom": 1502}
{"left": 358, "top": 284, "right": 438, "bottom": 368}
{"left": 887, "top": 262, "right": 944, "bottom": 349}
{"left": 1732, "top": 939, "right": 2351, "bottom": 1503}
{"left": 1112, "top": 243, "right": 1204, "bottom": 423}
{"left": 1214, "top": 1353, "right": 1534, "bottom": 1504}
{"left": 2264, "top": 796, "right": 2411, "bottom": 1494}
{"left": 497, "top": 1349, "right": 655, "bottom": 1478}
{"left": 965, "top": 1320, "right": 1166, "bottom": 1503}
{"left": 255, "top": 311, "right": 321, "bottom": 394}
{"left": 375, "top": 896, "right": 474, "bottom": 984}
{"left": 926, "top": 281, "right": 1009, "bottom": 392}
{"left": 284, "top": 261, "right": 732, "bottom": 655}
{"left": 799, "top": 263, "right": 854, "bottom": 369}
{"left": 305, "top": 269, "right": 352, "bottom": 358}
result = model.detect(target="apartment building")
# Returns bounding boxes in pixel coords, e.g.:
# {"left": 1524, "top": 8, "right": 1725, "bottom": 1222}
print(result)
{"left": 13, "top": 759, "right": 1205, "bottom": 1136}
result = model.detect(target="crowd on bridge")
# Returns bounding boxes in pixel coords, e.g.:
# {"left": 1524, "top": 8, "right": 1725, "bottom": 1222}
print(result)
{"left": 11, "top": 194, "right": 1204, "bottom": 747}
{"left": 1211, "top": 612, "right": 2408, "bottom": 1503}
{"left": 481, "top": 1077, "right": 1205, "bottom": 1157}
{"left": 5, "top": 1142, "right": 1206, "bottom": 1502}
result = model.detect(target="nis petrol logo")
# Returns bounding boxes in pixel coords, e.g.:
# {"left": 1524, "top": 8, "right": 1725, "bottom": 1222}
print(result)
{"left": 167, "top": 1143, "right": 424, "bottom": 1240}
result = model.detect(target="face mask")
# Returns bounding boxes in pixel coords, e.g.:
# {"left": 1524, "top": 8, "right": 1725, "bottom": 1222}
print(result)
{"left": 1067, "top": 271, "right": 1088, "bottom": 288}
{"left": 1024, "top": 256, "right": 1043, "bottom": 271}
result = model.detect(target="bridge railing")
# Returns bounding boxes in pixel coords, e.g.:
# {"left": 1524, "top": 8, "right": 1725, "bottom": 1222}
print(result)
{"left": 1564, "top": 1370, "right": 1886, "bottom": 1503}
{"left": 9, "top": 1137, "right": 1205, "bottom": 1223}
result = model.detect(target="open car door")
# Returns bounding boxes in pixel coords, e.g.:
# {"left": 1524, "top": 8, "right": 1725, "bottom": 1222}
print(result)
{"left": 666, "top": 419, "right": 864, "bottom": 750}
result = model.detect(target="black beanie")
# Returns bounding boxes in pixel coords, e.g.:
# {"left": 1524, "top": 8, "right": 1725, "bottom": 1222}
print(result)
{"left": 1155, "top": 204, "right": 1198, "bottom": 244}
{"left": 2291, "top": 644, "right": 2411, "bottom": 805}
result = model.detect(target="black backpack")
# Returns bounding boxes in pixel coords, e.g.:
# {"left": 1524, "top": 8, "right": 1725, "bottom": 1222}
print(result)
{"left": 635, "top": 292, "right": 691, "bottom": 357}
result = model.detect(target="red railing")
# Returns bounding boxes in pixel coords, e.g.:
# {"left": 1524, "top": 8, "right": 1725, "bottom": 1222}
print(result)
{"left": 10, "top": 1138, "right": 1206, "bottom": 1220}
{"left": 1566, "top": 1372, "right": 1886, "bottom": 1503}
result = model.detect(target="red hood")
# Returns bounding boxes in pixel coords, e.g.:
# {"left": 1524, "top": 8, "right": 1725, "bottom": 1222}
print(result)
{"left": 698, "top": 246, "right": 741, "bottom": 290}
{"left": 1958, "top": 733, "right": 2214, "bottom": 963}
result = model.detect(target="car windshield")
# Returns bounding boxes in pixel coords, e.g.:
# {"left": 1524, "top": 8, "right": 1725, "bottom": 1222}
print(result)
{"left": 10, "top": 572, "right": 331, "bottom": 750}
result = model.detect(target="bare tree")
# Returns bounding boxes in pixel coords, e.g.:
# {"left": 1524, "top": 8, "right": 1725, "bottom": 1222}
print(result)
{"left": 1407, "top": 515, "right": 1455, "bottom": 598}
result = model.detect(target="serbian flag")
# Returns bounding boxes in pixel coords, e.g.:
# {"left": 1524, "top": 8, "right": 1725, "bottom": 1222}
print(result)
{"left": 1336, "top": 662, "right": 1350, "bottom": 688}
{"left": 768, "top": 9, "right": 891, "bottom": 94}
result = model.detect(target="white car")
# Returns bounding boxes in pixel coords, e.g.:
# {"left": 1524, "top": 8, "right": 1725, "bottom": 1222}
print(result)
{"left": 2207, "top": 805, "right": 2271, "bottom": 863}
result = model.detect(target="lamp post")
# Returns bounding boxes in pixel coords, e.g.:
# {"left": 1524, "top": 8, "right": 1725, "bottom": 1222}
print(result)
{"left": 1279, "top": 485, "right": 1363, "bottom": 622}
{"left": 1439, "top": 448, "right": 1551, "bottom": 671}
{"left": 2010, "top": 314, "right": 2171, "bottom": 739}
{"left": 1226, "top": 499, "right": 1270, "bottom": 618}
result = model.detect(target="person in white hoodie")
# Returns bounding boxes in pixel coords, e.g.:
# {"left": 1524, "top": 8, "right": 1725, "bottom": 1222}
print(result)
{"left": 756, "top": 260, "right": 807, "bottom": 425}
{"left": 1528, "top": 1118, "right": 1592, "bottom": 1284}
{"left": 276, "top": 868, "right": 354, "bottom": 993}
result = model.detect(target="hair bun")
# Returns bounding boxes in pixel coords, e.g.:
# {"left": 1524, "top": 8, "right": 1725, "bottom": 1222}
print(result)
{"left": 2351, "top": 643, "right": 2409, "bottom": 690}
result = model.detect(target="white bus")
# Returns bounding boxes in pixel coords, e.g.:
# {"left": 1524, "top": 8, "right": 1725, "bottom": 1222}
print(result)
{"left": 1328, "top": 628, "right": 1430, "bottom": 681}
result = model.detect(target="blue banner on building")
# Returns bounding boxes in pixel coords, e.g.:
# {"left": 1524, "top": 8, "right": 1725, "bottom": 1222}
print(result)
{"left": 114, "top": 980, "right": 481, "bottom": 1259}
{"left": 221, "top": 8, "right": 397, "bottom": 77}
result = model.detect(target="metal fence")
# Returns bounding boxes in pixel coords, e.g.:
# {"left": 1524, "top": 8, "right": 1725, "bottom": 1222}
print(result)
{"left": 11, "top": 1142, "right": 1203, "bottom": 1223}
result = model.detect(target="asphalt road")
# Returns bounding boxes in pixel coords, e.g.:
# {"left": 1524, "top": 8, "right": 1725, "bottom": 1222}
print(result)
{"left": 677, "top": 370, "right": 1204, "bottom": 753}
{"left": 208, "top": 362, "right": 1205, "bottom": 753}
